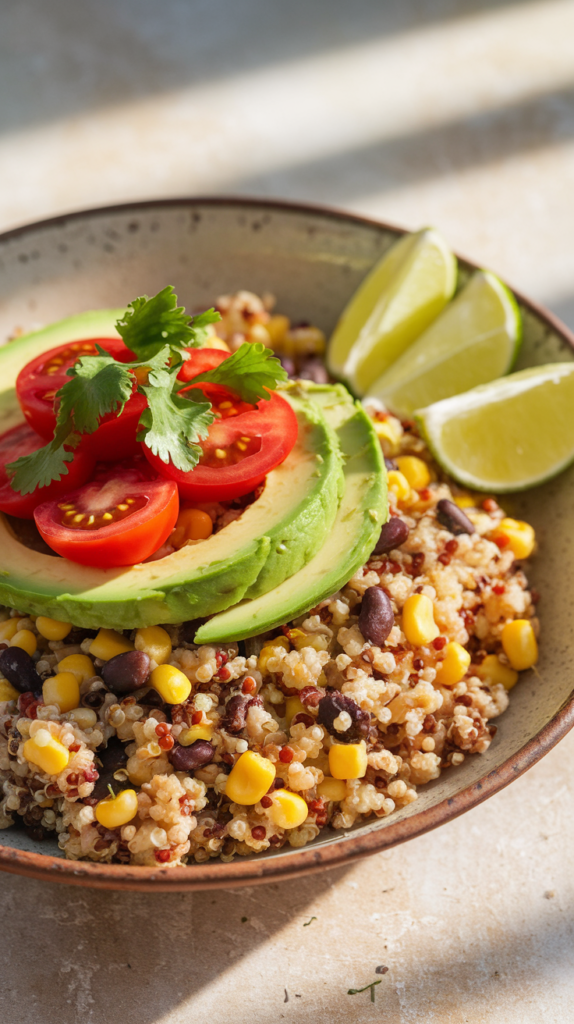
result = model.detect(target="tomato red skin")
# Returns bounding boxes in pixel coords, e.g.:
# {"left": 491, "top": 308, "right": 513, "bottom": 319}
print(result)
{"left": 144, "top": 391, "right": 298, "bottom": 502}
{"left": 34, "top": 472, "right": 179, "bottom": 567}
{"left": 177, "top": 347, "right": 229, "bottom": 382}
{"left": 0, "top": 422, "right": 95, "bottom": 519}
{"left": 16, "top": 337, "right": 145, "bottom": 461}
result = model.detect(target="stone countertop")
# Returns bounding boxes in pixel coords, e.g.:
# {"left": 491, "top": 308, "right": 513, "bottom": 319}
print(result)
{"left": 1, "top": 2, "right": 573, "bottom": 1022}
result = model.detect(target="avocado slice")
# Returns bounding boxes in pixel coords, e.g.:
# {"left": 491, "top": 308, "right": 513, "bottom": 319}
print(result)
{"left": 195, "top": 383, "right": 387, "bottom": 642}
{"left": 0, "top": 313, "right": 344, "bottom": 628}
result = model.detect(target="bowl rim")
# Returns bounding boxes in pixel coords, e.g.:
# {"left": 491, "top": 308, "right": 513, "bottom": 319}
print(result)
{"left": 0, "top": 194, "right": 573, "bottom": 892}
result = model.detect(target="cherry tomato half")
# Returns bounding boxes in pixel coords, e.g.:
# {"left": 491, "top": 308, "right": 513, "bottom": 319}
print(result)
{"left": 34, "top": 465, "right": 179, "bottom": 567}
{"left": 144, "top": 390, "right": 298, "bottom": 502}
{"left": 16, "top": 338, "right": 146, "bottom": 461}
{"left": 0, "top": 422, "right": 95, "bottom": 519}
{"left": 177, "top": 347, "right": 230, "bottom": 382}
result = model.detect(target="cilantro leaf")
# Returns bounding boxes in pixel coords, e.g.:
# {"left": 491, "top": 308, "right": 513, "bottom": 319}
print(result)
{"left": 138, "top": 373, "right": 215, "bottom": 472}
{"left": 60, "top": 351, "right": 134, "bottom": 434}
{"left": 6, "top": 440, "right": 76, "bottom": 496}
{"left": 188, "top": 342, "right": 287, "bottom": 404}
{"left": 115, "top": 286, "right": 220, "bottom": 361}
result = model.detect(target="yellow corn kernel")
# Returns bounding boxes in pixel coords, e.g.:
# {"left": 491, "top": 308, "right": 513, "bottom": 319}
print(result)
{"left": 269, "top": 789, "right": 309, "bottom": 829}
{"left": 285, "top": 696, "right": 305, "bottom": 724}
{"left": 134, "top": 625, "right": 172, "bottom": 666}
{"left": 502, "top": 619, "right": 538, "bottom": 671}
{"left": 402, "top": 594, "right": 440, "bottom": 646}
{"left": 179, "top": 723, "right": 214, "bottom": 745}
{"left": 0, "top": 678, "right": 20, "bottom": 702}
{"left": 203, "top": 335, "right": 230, "bottom": 352}
{"left": 225, "top": 750, "right": 276, "bottom": 805}
{"left": 387, "top": 470, "right": 411, "bottom": 504}
{"left": 57, "top": 654, "right": 95, "bottom": 684}
{"left": 171, "top": 507, "right": 213, "bottom": 549}
{"left": 266, "top": 313, "right": 291, "bottom": 347}
{"left": 476, "top": 654, "right": 519, "bottom": 691}
{"left": 89, "top": 628, "right": 134, "bottom": 661}
{"left": 23, "top": 730, "right": 69, "bottom": 775}
{"left": 0, "top": 619, "right": 19, "bottom": 643}
{"left": 293, "top": 633, "right": 330, "bottom": 653}
{"left": 263, "top": 635, "right": 290, "bottom": 652}
{"left": 68, "top": 707, "right": 99, "bottom": 729}
{"left": 317, "top": 776, "right": 347, "bottom": 802}
{"left": 453, "top": 494, "right": 475, "bottom": 509}
{"left": 35, "top": 616, "right": 72, "bottom": 641}
{"left": 490, "top": 518, "right": 535, "bottom": 560}
{"left": 95, "top": 788, "right": 138, "bottom": 829}
{"left": 43, "top": 671, "right": 81, "bottom": 713}
{"left": 10, "top": 629, "right": 37, "bottom": 656}
{"left": 373, "top": 417, "right": 402, "bottom": 453}
{"left": 395, "top": 456, "right": 430, "bottom": 491}
{"left": 329, "top": 741, "right": 368, "bottom": 780}
{"left": 434, "top": 642, "right": 471, "bottom": 687}
{"left": 150, "top": 664, "right": 191, "bottom": 704}
{"left": 258, "top": 645, "right": 283, "bottom": 674}
{"left": 286, "top": 325, "right": 326, "bottom": 357}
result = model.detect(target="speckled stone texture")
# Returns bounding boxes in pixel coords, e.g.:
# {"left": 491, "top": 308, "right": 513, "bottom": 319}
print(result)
{"left": 1, "top": 2, "right": 574, "bottom": 1022}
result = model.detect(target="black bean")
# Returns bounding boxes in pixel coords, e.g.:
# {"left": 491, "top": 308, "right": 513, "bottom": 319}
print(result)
{"left": 169, "top": 740, "right": 214, "bottom": 771}
{"left": 317, "top": 689, "right": 370, "bottom": 743}
{"left": 373, "top": 517, "right": 409, "bottom": 556}
{"left": 0, "top": 647, "right": 42, "bottom": 694}
{"left": 358, "top": 587, "right": 394, "bottom": 646}
{"left": 92, "top": 738, "right": 128, "bottom": 801}
{"left": 221, "top": 694, "right": 250, "bottom": 733}
{"left": 436, "top": 499, "right": 475, "bottom": 536}
{"left": 298, "top": 357, "right": 329, "bottom": 384}
{"left": 101, "top": 650, "right": 151, "bottom": 694}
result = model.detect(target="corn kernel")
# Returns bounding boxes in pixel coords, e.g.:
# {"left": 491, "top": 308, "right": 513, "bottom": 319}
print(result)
{"left": 317, "top": 776, "right": 347, "bottom": 802}
{"left": 373, "top": 417, "right": 402, "bottom": 453}
{"left": 171, "top": 507, "right": 213, "bottom": 549}
{"left": 476, "top": 654, "right": 519, "bottom": 691}
{"left": 453, "top": 494, "right": 476, "bottom": 509}
{"left": 10, "top": 629, "right": 37, "bottom": 656}
{"left": 225, "top": 750, "right": 276, "bottom": 805}
{"left": 434, "top": 642, "right": 471, "bottom": 687}
{"left": 490, "top": 518, "right": 535, "bottom": 560}
{"left": 0, "top": 619, "right": 19, "bottom": 642}
{"left": 269, "top": 789, "right": 309, "bottom": 829}
{"left": 328, "top": 741, "right": 368, "bottom": 780}
{"left": 89, "top": 628, "right": 134, "bottom": 661}
{"left": 203, "top": 335, "right": 230, "bottom": 352}
{"left": 43, "top": 672, "right": 81, "bottom": 713}
{"left": 258, "top": 647, "right": 279, "bottom": 674}
{"left": 35, "top": 616, "right": 72, "bottom": 641}
{"left": 286, "top": 325, "right": 326, "bottom": 356}
{"left": 23, "top": 730, "right": 69, "bottom": 775}
{"left": 179, "top": 724, "right": 214, "bottom": 745}
{"left": 402, "top": 594, "right": 440, "bottom": 646}
{"left": 95, "top": 788, "right": 138, "bottom": 829}
{"left": 266, "top": 314, "right": 291, "bottom": 347}
{"left": 263, "top": 635, "right": 290, "bottom": 652}
{"left": 57, "top": 654, "right": 95, "bottom": 684}
{"left": 292, "top": 633, "right": 330, "bottom": 653}
{"left": 68, "top": 707, "right": 99, "bottom": 729}
{"left": 150, "top": 664, "right": 191, "bottom": 704}
{"left": 502, "top": 619, "right": 538, "bottom": 671}
{"left": 285, "top": 696, "right": 305, "bottom": 724}
{"left": 0, "top": 678, "right": 20, "bottom": 702}
{"left": 387, "top": 470, "right": 411, "bottom": 504}
{"left": 395, "top": 456, "right": 430, "bottom": 491}
{"left": 134, "top": 625, "right": 172, "bottom": 666}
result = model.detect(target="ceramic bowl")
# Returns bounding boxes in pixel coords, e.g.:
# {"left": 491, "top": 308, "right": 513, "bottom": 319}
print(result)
{"left": 0, "top": 198, "right": 572, "bottom": 891}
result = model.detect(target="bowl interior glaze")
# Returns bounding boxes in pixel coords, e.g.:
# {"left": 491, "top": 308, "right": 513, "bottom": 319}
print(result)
{"left": 0, "top": 198, "right": 572, "bottom": 891}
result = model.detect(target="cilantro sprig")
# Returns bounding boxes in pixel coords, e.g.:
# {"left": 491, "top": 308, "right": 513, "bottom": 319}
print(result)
{"left": 7, "top": 288, "right": 288, "bottom": 495}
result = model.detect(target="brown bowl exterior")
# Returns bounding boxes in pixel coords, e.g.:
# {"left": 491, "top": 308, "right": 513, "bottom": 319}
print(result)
{"left": 0, "top": 197, "right": 572, "bottom": 891}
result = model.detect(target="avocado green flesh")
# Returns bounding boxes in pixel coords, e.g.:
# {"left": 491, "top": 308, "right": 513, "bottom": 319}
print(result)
{"left": 0, "top": 312, "right": 345, "bottom": 628}
{"left": 195, "top": 387, "right": 387, "bottom": 643}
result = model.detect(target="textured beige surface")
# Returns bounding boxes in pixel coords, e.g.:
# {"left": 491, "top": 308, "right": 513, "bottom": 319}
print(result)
{"left": 0, "top": 3, "right": 573, "bottom": 1022}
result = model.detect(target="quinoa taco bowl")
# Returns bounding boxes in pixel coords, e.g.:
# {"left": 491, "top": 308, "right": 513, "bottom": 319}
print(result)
{"left": 0, "top": 198, "right": 572, "bottom": 892}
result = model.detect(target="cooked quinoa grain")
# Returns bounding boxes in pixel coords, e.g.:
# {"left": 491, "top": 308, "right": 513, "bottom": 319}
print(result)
{"left": 0, "top": 297, "right": 539, "bottom": 868}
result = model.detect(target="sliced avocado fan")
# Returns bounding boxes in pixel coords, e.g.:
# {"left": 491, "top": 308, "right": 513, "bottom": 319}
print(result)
{"left": 195, "top": 382, "right": 386, "bottom": 642}
{"left": 0, "top": 312, "right": 345, "bottom": 628}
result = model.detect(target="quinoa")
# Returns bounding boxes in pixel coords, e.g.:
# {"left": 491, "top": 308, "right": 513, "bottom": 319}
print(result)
{"left": 0, "top": 293, "right": 539, "bottom": 867}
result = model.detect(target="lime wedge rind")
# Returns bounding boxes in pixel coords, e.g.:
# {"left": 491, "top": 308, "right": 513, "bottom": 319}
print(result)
{"left": 416, "top": 362, "right": 574, "bottom": 493}
{"left": 366, "top": 269, "right": 522, "bottom": 417}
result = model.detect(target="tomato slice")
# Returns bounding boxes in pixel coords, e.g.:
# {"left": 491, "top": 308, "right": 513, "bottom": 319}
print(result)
{"left": 0, "top": 422, "right": 95, "bottom": 519}
{"left": 177, "top": 347, "right": 230, "bottom": 382}
{"left": 34, "top": 465, "right": 179, "bottom": 567}
{"left": 16, "top": 338, "right": 146, "bottom": 460}
{"left": 144, "top": 390, "right": 298, "bottom": 501}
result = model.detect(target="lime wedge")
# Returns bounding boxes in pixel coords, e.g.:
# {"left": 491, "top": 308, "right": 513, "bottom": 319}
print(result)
{"left": 328, "top": 228, "right": 457, "bottom": 396}
{"left": 365, "top": 271, "right": 522, "bottom": 417}
{"left": 416, "top": 363, "right": 574, "bottom": 492}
